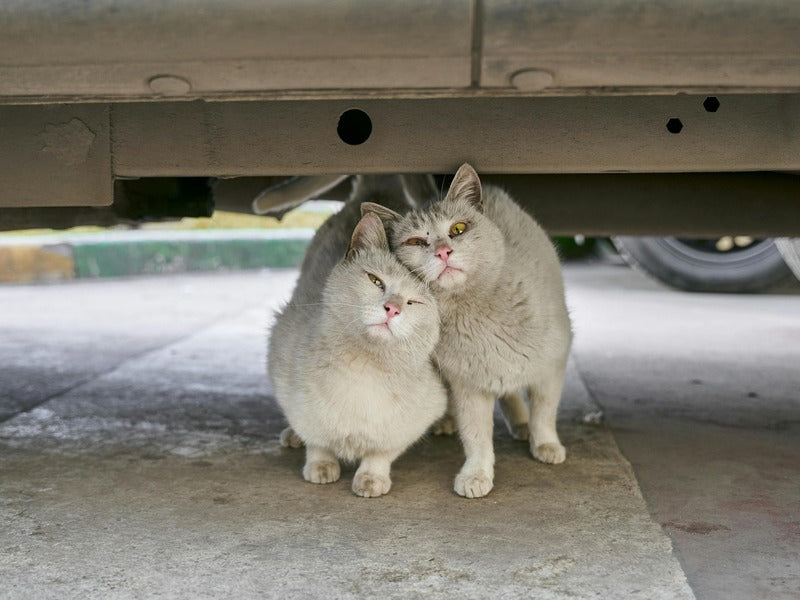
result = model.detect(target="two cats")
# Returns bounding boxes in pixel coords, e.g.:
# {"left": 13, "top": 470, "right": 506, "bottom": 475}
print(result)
{"left": 269, "top": 166, "right": 571, "bottom": 498}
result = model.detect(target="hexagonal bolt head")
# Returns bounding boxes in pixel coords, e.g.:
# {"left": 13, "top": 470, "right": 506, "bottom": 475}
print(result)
{"left": 703, "top": 97, "right": 721, "bottom": 112}
{"left": 666, "top": 118, "right": 683, "bottom": 134}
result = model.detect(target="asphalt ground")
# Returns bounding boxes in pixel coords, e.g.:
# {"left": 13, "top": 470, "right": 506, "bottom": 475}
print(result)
{"left": 1, "top": 261, "right": 798, "bottom": 599}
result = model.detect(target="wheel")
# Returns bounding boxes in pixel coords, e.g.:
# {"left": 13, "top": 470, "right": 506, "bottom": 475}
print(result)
{"left": 611, "top": 236, "right": 795, "bottom": 293}
{"left": 775, "top": 238, "right": 800, "bottom": 281}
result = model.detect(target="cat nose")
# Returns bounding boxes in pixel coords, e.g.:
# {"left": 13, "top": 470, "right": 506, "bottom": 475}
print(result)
{"left": 435, "top": 245, "right": 452, "bottom": 262}
{"left": 384, "top": 302, "right": 401, "bottom": 319}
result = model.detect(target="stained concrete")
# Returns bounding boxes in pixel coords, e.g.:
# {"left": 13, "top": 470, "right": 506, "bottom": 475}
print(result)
{"left": 0, "top": 268, "right": 695, "bottom": 599}
{"left": 565, "top": 264, "right": 800, "bottom": 600}
{"left": 2, "top": 263, "right": 798, "bottom": 598}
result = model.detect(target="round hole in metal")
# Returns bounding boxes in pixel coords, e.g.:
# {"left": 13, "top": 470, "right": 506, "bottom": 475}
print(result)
{"left": 337, "top": 109, "right": 372, "bottom": 145}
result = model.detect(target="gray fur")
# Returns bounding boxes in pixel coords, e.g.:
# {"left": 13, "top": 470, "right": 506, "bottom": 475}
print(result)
{"left": 267, "top": 177, "right": 447, "bottom": 497}
{"left": 387, "top": 164, "right": 573, "bottom": 498}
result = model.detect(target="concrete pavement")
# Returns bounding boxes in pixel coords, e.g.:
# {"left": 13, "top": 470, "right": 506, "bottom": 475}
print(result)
{"left": 565, "top": 264, "right": 800, "bottom": 599}
{"left": 1, "top": 263, "right": 798, "bottom": 598}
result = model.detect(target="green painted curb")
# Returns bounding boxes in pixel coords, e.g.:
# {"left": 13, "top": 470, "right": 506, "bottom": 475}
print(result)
{"left": 0, "top": 229, "right": 316, "bottom": 281}
{"left": 72, "top": 237, "right": 311, "bottom": 278}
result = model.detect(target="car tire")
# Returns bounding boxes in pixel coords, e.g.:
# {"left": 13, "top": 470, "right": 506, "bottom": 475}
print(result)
{"left": 611, "top": 236, "right": 794, "bottom": 293}
{"left": 775, "top": 238, "right": 800, "bottom": 281}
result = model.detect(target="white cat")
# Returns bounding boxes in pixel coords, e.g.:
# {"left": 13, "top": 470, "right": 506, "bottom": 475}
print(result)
{"left": 363, "top": 164, "right": 572, "bottom": 498}
{"left": 268, "top": 183, "right": 447, "bottom": 497}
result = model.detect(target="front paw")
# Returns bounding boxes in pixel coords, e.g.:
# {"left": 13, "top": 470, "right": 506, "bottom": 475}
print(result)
{"left": 303, "top": 460, "right": 340, "bottom": 484}
{"left": 532, "top": 442, "right": 566, "bottom": 464}
{"left": 279, "top": 427, "right": 304, "bottom": 448}
{"left": 352, "top": 472, "right": 392, "bottom": 498}
{"left": 454, "top": 470, "right": 494, "bottom": 498}
{"left": 432, "top": 414, "right": 456, "bottom": 436}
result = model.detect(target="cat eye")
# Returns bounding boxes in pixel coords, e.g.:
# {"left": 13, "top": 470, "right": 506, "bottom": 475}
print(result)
{"left": 404, "top": 237, "right": 428, "bottom": 247}
{"left": 406, "top": 299, "right": 423, "bottom": 306}
{"left": 449, "top": 222, "right": 467, "bottom": 237}
{"left": 367, "top": 273, "right": 385, "bottom": 290}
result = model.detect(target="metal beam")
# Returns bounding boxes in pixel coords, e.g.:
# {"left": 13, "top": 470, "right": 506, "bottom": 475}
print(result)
{"left": 0, "top": 104, "right": 111, "bottom": 207}
{"left": 112, "top": 95, "right": 800, "bottom": 177}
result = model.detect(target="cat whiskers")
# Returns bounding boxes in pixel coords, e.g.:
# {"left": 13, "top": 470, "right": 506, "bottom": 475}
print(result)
{"left": 321, "top": 313, "right": 366, "bottom": 366}
{"left": 290, "top": 301, "right": 366, "bottom": 309}
{"left": 322, "top": 314, "right": 368, "bottom": 344}
{"left": 403, "top": 262, "right": 435, "bottom": 282}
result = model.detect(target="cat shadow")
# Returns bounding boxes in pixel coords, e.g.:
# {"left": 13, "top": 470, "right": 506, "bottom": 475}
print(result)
{"left": 267, "top": 417, "right": 597, "bottom": 500}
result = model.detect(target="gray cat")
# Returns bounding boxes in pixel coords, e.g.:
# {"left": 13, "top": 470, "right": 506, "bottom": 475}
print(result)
{"left": 364, "top": 164, "right": 572, "bottom": 498}
{"left": 268, "top": 178, "right": 447, "bottom": 497}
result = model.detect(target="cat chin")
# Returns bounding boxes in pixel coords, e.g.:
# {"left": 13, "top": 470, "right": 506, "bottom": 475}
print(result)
{"left": 433, "top": 266, "right": 467, "bottom": 290}
{"left": 366, "top": 322, "right": 397, "bottom": 340}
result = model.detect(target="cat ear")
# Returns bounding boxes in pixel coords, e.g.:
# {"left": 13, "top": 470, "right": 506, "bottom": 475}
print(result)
{"left": 360, "top": 201, "right": 401, "bottom": 226}
{"left": 346, "top": 212, "right": 389, "bottom": 259}
{"left": 444, "top": 163, "right": 483, "bottom": 212}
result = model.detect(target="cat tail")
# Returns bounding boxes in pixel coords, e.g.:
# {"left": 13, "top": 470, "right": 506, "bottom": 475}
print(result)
{"left": 350, "top": 175, "right": 410, "bottom": 214}
{"left": 399, "top": 174, "right": 439, "bottom": 208}
{"left": 351, "top": 174, "right": 438, "bottom": 213}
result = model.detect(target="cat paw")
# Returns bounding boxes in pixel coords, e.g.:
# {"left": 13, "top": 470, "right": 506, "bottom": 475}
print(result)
{"left": 510, "top": 423, "right": 530, "bottom": 441}
{"left": 303, "top": 460, "right": 341, "bottom": 484}
{"left": 279, "top": 427, "right": 304, "bottom": 448}
{"left": 454, "top": 471, "right": 494, "bottom": 499}
{"left": 532, "top": 442, "right": 566, "bottom": 464}
{"left": 432, "top": 414, "right": 456, "bottom": 436}
{"left": 352, "top": 472, "right": 392, "bottom": 498}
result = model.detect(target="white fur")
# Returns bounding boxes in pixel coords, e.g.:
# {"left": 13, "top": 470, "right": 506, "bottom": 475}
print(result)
{"left": 268, "top": 179, "right": 447, "bottom": 497}
{"left": 388, "top": 164, "right": 572, "bottom": 498}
